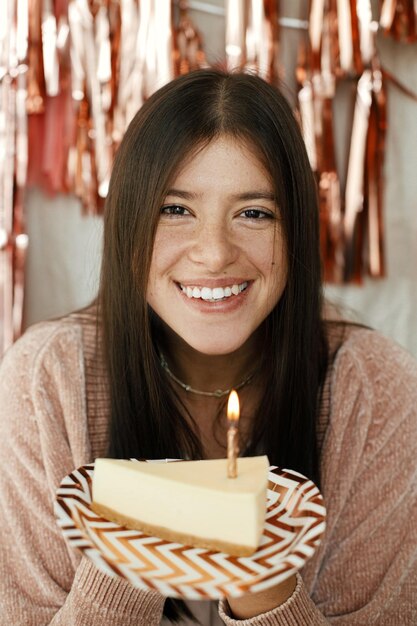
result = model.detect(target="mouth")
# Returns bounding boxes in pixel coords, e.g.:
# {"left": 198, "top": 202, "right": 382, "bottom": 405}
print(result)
{"left": 177, "top": 281, "right": 249, "bottom": 303}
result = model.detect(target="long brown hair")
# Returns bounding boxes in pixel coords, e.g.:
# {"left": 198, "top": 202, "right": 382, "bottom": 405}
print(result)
{"left": 99, "top": 69, "right": 328, "bottom": 620}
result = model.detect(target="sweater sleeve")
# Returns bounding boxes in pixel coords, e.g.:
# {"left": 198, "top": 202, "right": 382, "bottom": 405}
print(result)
{"left": 0, "top": 323, "right": 165, "bottom": 626}
{"left": 218, "top": 330, "right": 417, "bottom": 625}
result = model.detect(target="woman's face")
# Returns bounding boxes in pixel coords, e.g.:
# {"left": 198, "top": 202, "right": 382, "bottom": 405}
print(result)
{"left": 147, "top": 136, "right": 288, "bottom": 356}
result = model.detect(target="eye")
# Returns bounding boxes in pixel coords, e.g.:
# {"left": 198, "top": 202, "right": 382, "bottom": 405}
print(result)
{"left": 239, "top": 208, "right": 275, "bottom": 220}
{"left": 160, "top": 205, "right": 191, "bottom": 216}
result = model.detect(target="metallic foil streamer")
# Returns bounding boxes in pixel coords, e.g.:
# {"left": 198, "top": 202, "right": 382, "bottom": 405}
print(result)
{"left": 68, "top": 0, "right": 112, "bottom": 207}
{"left": 336, "top": 0, "right": 354, "bottom": 73}
{"left": 344, "top": 66, "right": 387, "bottom": 282}
{"left": 299, "top": 0, "right": 344, "bottom": 282}
{"left": 225, "top": 0, "right": 280, "bottom": 79}
{"left": 173, "top": 2, "right": 208, "bottom": 75}
{"left": 380, "top": 0, "right": 417, "bottom": 42}
{"left": 344, "top": 69, "right": 374, "bottom": 281}
{"left": 365, "top": 68, "right": 387, "bottom": 278}
{"left": 0, "top": 72, "right": 15, "bottom": 353}
{"left": 342, "top": 1, "right": 387, "bottom": 282}
{"left": 27, "top": 0, "right": 45, "bottom": 113}
{"left": 42, "top": 0, "right": 60, "bottom": 96}
{"left": 225, "top": 0, "right": 246, "bottom": 70}
{"left": 0, "top": 0, "right": 29, "bottom": 354}
{"left": 27, "top": 0, "right": 74, "bottom": 197}
{"left": 112, "top": 0, "right": 138, "bottom": 141}
{"left": 245, "top": 0, "right": 278, "bottom": 81}
{"left": 113, "top": 0, "right": 173, "bottom": 145}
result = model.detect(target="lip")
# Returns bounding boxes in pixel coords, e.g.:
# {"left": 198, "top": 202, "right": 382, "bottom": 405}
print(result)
{"left": 176, "top": 278, "right": 251, "bottom": 289}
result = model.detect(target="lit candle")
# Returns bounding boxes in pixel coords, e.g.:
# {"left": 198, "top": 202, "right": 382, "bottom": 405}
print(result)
{"left": 227, "top": 390, "right": 240, "bottom": 479}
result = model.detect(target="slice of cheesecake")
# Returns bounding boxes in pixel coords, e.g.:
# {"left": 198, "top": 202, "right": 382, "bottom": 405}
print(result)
{"left": 92, "top": 456, "right": 269, "bottom": 556}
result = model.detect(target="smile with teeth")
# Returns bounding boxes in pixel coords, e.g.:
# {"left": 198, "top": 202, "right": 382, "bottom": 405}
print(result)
{"left": 179, "top": 281, "right": 248, "bottom": 302}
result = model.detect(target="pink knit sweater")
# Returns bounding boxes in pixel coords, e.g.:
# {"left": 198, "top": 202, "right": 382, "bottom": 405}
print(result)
{"left": 0, "top": 309, "right": 416, "bottom": 625}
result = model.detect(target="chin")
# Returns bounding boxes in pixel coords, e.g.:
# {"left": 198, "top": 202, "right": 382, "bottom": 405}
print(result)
{"left": 184, "top": 336, "right": 250, "bottom": 357}
{"left": 193, "top": 346, "right": 239, "bottom": 357}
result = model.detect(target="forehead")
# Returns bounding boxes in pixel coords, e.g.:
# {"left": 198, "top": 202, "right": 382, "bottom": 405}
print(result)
{"left": 168, "top": 136, "right": 273, "bottom": 193}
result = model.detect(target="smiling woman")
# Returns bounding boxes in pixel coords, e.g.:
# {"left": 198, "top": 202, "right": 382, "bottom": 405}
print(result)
{"left": 0, "top": 69, "right": 416, "bottom": 626}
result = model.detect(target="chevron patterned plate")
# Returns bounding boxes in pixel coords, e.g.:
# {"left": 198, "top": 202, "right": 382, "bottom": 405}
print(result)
{"left": 55, "top": 461, "right": 326, "bottom": 599}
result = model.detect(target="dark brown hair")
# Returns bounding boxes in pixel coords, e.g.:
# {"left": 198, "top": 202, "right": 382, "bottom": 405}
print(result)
{"left": 99, "top": 69, "right": 328, "bottom": 621}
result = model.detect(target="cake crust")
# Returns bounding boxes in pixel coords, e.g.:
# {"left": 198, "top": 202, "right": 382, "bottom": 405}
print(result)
{"left": 91, "top": 501, "right": 258, "bottom": 557}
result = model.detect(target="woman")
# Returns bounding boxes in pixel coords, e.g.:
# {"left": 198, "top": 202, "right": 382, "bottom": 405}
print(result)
{"left": 0, "top": 69, "right": 416, "bottom": 625}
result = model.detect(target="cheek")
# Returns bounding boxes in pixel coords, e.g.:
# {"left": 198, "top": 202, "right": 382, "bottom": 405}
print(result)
{"left": 272, "top": 244, "right": 288, "bottom": 276}
{"left": 147, "top": 231, "right": 184, "bottom": 301}
{"left": 152, "top": 227, "right": 185, "bottom": 271}
{"left": 149, "top": 232, "right": 177, "bottom": 276}
{"left": 266, "top": 237, "right": 288, "bottom": 300}
{"left": 255, "top": 231, "right": 287, "bottom": 277}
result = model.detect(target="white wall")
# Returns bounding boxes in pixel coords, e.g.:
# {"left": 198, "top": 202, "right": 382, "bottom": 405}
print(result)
{"left": 23, "top": 1, "right": 417, "bottom": 357}
{"left": 24, "top": 190, "right": 102, "bottom": 325}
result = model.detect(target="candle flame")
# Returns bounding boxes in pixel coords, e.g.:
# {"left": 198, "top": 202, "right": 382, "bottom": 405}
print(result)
{"left": 227, "top": 390, "right": 240, "bottom": 423}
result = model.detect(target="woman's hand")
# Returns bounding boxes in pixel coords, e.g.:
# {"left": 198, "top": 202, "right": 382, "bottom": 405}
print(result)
{"left": 226, "top": 574, "right": 297, "bottom": 619}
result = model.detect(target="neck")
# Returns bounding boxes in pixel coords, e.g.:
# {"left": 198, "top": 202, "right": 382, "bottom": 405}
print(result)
{"left": 159, "top": 329, "right": 262, "bottom": 395}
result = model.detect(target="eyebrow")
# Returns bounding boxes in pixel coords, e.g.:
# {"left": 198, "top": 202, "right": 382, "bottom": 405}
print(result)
{"left": 165, "top": 189, "right": 276, "bottom": 202}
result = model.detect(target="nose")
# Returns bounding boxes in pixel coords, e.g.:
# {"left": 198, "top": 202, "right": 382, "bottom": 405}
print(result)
{"left": 188, "top": 219, "right": 239, "bottom": 273}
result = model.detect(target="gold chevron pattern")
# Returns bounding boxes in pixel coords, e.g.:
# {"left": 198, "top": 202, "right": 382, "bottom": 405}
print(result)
{"left": 55, "top": 462, "right": 326, "bottom": 599}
